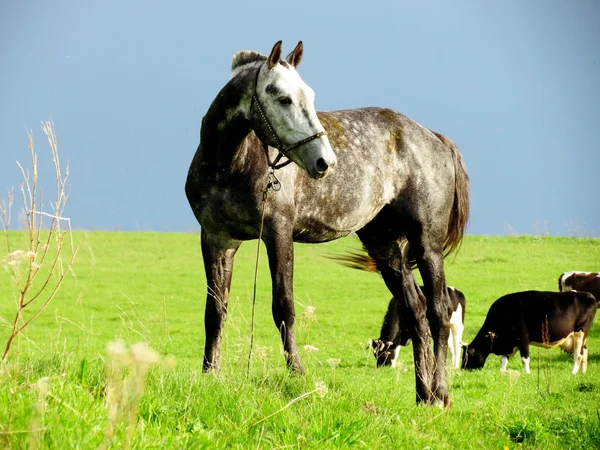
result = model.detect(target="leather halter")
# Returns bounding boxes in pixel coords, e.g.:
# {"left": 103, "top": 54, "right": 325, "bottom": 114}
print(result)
{"left": 249, "top": 65, "right": 327, "bottom": 170}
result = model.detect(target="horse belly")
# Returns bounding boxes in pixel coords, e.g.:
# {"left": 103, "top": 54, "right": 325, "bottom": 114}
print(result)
{"left": 293, "top": 190, "right": 385, "bottom": 243}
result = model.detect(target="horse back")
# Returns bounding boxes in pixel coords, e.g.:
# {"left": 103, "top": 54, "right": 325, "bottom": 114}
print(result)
{"left": 291, "top": 107, "right": 468, "bottom": 245}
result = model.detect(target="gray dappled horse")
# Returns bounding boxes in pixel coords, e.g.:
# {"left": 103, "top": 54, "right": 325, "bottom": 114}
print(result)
{"left": 185, "top": 41, "right": 470, "bottom": 406}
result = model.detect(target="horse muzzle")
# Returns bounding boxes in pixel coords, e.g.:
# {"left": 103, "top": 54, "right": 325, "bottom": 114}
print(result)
{"left": 303, "top": 137, "right": 337, "bottom": 179}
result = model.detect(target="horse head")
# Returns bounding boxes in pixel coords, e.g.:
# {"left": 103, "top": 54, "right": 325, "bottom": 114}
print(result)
{"left": 234, "top": 41, "right": 337, "bottom": 179}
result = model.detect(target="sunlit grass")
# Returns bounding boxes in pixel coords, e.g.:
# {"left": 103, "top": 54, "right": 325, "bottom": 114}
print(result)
{"left": 1, "top": 232, "right": 599, "bottom": 448}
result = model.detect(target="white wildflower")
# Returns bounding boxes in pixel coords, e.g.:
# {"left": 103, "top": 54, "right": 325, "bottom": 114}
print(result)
{"left": 303, "top": 345, "right": 319, "bottom": 353}
{"left": 131, "top": 343, "right": 160, "bottom": 367}
{"left": 315, "top": 381, "right": 328, "bottom": 398}
{"left": 3, "top": 250, "right": 36, "bottom": 267}
{"left": 106, "top": 340, "right": 129, "bottom": 364}
{"left": 326, "top": 358, "right": 341, "bottom": 369}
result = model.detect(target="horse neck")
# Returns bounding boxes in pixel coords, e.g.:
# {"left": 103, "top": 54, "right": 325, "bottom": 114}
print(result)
{"left": 199, "top": 77, "right": 261, "bottom": 171}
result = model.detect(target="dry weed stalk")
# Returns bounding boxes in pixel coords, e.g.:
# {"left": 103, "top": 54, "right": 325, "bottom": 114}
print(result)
{"left": 255, "top": 346, "right": 270, "bottom": 376}
{"left": 101, "top": 340, "right": 161, "bottom": 450}
{"left": 301, "top": 303, "right": 317, "bottom": 346}
{"left": 27, "top": 378, "right": 50, "bottom": 450}
{"left": 1, "top": 121, "right": 78, "bottom": 361}
{"left": 251, "top": 381, "right": 328, "bottom": 428}
{"left": 0, "top": 374, "right": 49, "bottom": 448}
{"left": 326, "top": 358, "right": 341, "bottom": 391}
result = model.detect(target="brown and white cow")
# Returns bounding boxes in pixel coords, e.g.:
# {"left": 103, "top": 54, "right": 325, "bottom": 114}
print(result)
{"left": 462, "top": 290, "right": 597, "bottom": 374}
{"left": 559, "top": 271, "right": 600, "bottom": 302}
{"left": 371, "top": 286, "right": 466, "bottom": 369}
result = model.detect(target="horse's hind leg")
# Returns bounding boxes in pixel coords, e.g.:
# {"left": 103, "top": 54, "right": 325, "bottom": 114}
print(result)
{"left": 359, "top": 234, "right": 434, "bottom": 404}
{"left": 264, "top": 229, "right": 304, "bottom": 374}
{"left": 412, "top": 240, "right": 451, "bottom": 406}
{"left": 201, "top": 232, "right": 241, "bottom": 372}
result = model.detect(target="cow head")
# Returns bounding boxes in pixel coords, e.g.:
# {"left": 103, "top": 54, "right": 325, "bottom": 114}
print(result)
{"left": 370, "top": 339, "right": 399, "bottom": 367}
{"left": 461, "top": 344, "right": 486, "bottom": 370}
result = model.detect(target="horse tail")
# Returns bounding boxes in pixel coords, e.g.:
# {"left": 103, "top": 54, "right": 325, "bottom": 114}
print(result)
{"left": 327, "top": 239, "right": 411, "bottom": 272}
{"left": 433, "top": 132, "right": 470, "bottom": 259}
{"left": 326, "top": 251, "right": 379, "bottom": 272}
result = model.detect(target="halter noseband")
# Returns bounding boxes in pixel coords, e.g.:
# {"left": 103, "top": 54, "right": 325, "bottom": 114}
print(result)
{"left": 250, "top": 65, "right": 327, "bottom": 170}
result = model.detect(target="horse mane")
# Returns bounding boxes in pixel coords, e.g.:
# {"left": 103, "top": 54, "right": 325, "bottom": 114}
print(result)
{"left": 231, "top": 50, "right": 266, "bottom": 77}
{"left": 231, "top": 50, "right": 293, "bottom": 78}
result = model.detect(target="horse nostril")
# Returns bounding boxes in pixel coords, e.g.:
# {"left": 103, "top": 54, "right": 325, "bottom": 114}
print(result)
{"left": 316, "top": 158, "right": 329, "bottom": 172}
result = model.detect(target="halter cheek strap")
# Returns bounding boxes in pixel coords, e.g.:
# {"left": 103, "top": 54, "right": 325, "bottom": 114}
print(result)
{"left": 250, "top": 66, "right": 327, "bottom": 170}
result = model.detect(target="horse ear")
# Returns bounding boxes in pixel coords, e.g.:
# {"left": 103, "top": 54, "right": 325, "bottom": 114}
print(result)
{"left": 268, "top": 40, "right": 283, "bottom": 69}
{"left": 285, "top": 41, "right": 303, "bottom": 68}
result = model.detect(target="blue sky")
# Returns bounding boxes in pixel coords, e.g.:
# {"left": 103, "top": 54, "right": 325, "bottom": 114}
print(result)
{"left": 1, "top": 0, "right": 598, "bottom": 236}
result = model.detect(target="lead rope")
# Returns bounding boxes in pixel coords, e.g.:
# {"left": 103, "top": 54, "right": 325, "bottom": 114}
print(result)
{"left": 247, "top": 169, "right": 280, "bottom": 377}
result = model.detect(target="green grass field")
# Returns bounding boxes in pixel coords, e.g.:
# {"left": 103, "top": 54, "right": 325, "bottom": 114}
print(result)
{"left": 1, "top": 232, "right": 599, "bottom": 449}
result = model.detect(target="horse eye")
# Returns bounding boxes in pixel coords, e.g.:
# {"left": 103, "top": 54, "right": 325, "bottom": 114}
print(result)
{"left": 278, "top": 96, "right": 292, "bottom": 105}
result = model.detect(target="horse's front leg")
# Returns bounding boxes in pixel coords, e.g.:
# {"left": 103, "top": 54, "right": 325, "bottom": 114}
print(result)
{"left": 263, "top": 227, "right": 304, "bottom": 374}
{"left": 201, "top": 231, "right": 241, "bottom": 372}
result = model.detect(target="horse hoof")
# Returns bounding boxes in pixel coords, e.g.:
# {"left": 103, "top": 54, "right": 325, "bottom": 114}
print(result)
{"left": 290, "top": 364, "right": 305, "bottom": 375}
{"left": 436, "top": 396, "right": 451, "bottom": 409}
{"left": 202, "top": 361, "right": 221, "bottom": 373}
{"left": 433, "top": 392, "right": 451, "bottom": 409}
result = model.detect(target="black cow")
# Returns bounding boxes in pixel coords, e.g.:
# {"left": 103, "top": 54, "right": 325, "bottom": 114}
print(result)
{"left": 372, "top": 286, "right": 466, "bottom": 368}
{"left": 559, "top": 271, "right": 600, "bottom": 302}
{"left": 462, "top": 290, "right": 597, "bottom": 374}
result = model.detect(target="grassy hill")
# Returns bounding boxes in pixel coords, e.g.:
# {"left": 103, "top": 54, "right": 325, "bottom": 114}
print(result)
{"left": 1, "top": 232, "right": 599, "bottom": 448}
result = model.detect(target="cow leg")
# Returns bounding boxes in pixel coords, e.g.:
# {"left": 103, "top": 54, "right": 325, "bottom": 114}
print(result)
{"left": 570, "top": 331, "right": 586, "bottom": 374}
{"left": 448, "top": 326, "right": 460, "bottom": 369}
{"left": 390, "top": 345, "right": 401, "bottom": 367}
{"left": 447, "top": 332, "right": 455, "bottom": 369}
{"left": 448, "top": 311, "right": 464, "bottom": 369}
{"left": 201, "top": 232, "right": 241, "bottom": 372}
{"left": 263, "top": 227, "right": 304, "bottom": 374}
{"left": 499, "top": 355, "right": 509, "bottom": 371}
{"left": 518, "top": 341, "right": 531, "bottom": 374}
{"left": 454, "top": 324, "right": 464, "bottom": 369}
{"left": 582, "top": 346, "right": 589, "bottom": 374}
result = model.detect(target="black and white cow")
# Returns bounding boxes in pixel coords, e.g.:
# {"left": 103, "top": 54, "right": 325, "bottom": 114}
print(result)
{"left": 559, "top": 271, "right": 600, "bottom": 302}
{"left": 371, "top": 286, "right": 466, "bottom": 369}
{"left": 462, "top": 290, "right": 597, "bottom": 374}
